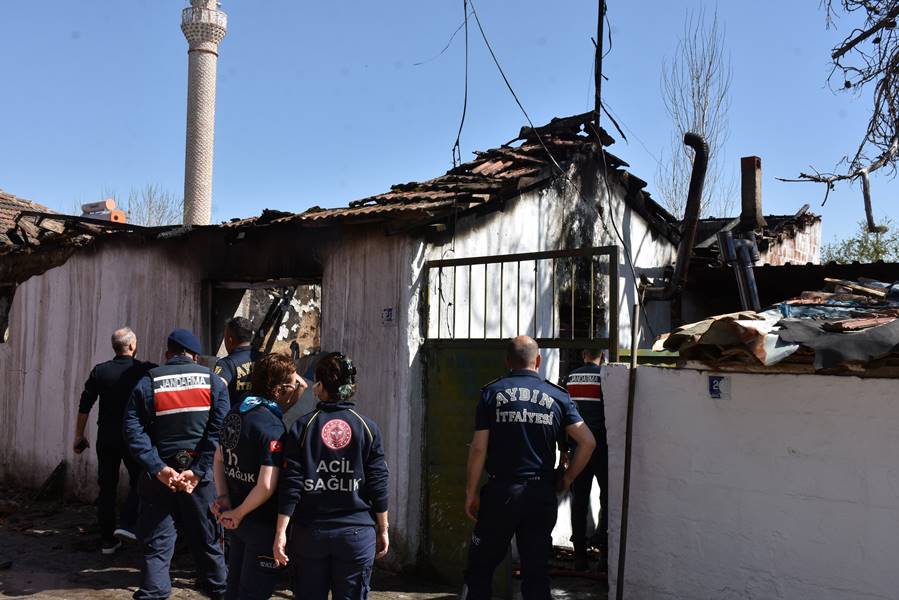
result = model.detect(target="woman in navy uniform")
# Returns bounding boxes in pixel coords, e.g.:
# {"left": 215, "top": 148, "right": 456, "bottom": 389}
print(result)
{"left": 212, "top": 353, "right": 306, "bottom": 600}
{"left": 273, "top": 352, "right": 390, "bottom": 600}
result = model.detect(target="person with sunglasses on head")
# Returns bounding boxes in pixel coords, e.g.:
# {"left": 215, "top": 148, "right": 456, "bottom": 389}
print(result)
{"left": 212, "top": 353, "right": 307, "bottom": 600}
{"left": 273, "top": 352, "right": 390, "bottom": 600}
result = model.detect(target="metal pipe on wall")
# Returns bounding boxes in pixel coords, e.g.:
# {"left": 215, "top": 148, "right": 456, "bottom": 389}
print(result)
{"left": 616, "top": 299, "right": 641, "bottom": 600}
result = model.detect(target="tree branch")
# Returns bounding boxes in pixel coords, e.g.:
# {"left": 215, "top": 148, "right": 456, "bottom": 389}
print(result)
{"left": 831, "top": 4, "right": 899, "bottom": 61}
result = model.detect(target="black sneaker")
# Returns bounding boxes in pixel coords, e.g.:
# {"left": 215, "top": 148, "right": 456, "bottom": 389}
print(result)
{"left": 101, "top": 539, "right": 122, "bottom": 555}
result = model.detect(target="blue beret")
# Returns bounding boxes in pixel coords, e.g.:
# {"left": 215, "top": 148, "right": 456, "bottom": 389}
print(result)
{"left": 167, "top": 328, "right": 203, "bottom": 355}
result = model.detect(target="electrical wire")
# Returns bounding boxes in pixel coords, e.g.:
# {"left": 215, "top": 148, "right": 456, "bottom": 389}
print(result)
{"left": 468, "top": 0, "right": 658, "bottom": 342}
{"left": 451, "top": 0, "right": 470, "bottom": 167}
{"left": 413, "top": 9, "right": 474, "bottom": 67}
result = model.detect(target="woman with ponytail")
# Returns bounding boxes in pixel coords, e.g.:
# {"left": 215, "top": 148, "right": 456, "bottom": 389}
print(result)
{"left": 273, "top": 352, "right": 389, "bottom": 600}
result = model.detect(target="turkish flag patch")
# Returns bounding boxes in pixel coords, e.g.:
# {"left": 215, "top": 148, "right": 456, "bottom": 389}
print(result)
{"left": 269, "top": 440, "right": 282, "bottom": 453}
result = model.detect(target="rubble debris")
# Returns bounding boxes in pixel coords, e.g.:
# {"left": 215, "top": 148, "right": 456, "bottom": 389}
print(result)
{"left": 823, "top": 277, "right": 889, "bottom": 298}
{"left": 656, "top": 277, "right": 899, "bottom": 375}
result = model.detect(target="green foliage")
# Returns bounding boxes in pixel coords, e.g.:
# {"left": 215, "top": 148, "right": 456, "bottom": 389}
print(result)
{"left": 822, "top": 218, "right": 899, "bottom": 264}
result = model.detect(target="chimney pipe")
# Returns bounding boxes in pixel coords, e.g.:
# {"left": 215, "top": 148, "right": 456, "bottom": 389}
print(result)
{"left": 181, "top": 0, "right": 228, "bottom": 225}
{"left": 643, "top": 132, "right": 709, "bottom": 301}
{"left": 739, "top": 156, "right": 767, "bottom": 231}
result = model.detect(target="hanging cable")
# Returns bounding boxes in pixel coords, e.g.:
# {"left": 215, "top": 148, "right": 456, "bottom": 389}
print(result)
{"left": 413, "top": 9, "right": 474, "bottom": 67}
{"left": 451, "top": 0, "right": 470, "bottom": 167}
{"left": 468, "top": 0, "right": 657, "bottom": 341}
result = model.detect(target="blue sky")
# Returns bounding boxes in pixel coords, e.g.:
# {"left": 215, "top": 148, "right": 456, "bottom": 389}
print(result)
{"left": 0, "top": 1, "right": 893, "bottom": 243}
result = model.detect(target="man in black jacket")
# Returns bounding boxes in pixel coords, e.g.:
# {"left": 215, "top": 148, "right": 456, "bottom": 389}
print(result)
{"left": 75, "top": 326, "right": 155, "bottom": 554}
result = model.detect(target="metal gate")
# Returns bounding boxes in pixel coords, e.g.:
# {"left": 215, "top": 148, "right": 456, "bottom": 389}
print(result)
{"left": 422, "top": 246, "right": 619, "bottom": 585}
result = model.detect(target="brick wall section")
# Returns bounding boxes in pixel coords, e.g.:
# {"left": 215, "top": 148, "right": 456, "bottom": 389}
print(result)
{"left": 762, "top": 220, "right": 822, "bottom": 266}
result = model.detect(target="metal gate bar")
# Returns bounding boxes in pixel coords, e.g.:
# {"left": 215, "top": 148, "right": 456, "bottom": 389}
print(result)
{"left": 424, "top": 246, "right": 619, "bottom": 359}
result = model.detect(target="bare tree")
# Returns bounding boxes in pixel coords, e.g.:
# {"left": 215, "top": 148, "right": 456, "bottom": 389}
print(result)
{"left": 124, "top": 185, "right": 183, "bottom": 226}
{"left": 75, "top": 185, "right": 182, "bottom": 226}
{"left": 783, "top": 0, "right": 898, "bottom": 232}
{"left": 656, "top": 8, "right": 735, "bottom": 219}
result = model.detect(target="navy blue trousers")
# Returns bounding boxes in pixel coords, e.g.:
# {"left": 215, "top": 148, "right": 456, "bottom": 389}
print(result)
{"left": 289, "top": 524, "right": 376, "bottom": 600}
{"left": 134, "top": 476, "right": 227, "bottom": 600}
{"left": 225, "top": 519, "right": 284, "bottom": 600}
{"left": 464, "top": 479, "right": 558, "bottom": 600}
{"left": 571, "top": 430, "right": 608, "bottom": 554}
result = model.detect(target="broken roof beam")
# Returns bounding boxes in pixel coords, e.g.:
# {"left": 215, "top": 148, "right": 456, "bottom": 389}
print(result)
{"left": 514, "top": 112, "right": 613, "bottom": 146}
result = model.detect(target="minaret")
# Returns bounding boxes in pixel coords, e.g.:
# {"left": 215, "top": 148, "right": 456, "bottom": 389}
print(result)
{"left": 181, "top": 0, "right": 227, "bottom": 225}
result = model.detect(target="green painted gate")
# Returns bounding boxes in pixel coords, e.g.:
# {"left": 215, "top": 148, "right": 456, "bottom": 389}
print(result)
{"left": 425, "top": 345, "right": 505, "bottom": 585}
{"left": 421, "top": 247, "right": 619, "bottom": 587}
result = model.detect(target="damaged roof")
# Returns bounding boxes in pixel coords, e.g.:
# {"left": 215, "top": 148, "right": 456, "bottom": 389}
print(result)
{"left": 222, "top": 111, "right": 682, "bottom": 242}
{"left": 0, "top": 191, "right": 56, "bottom": 247}
{"left": 658, "top": 275, "right": 899, "bottom": 376}
{"left": 0, "top": 112, "right": 681, "bottom": 267}
{"left": 692, "top": 204, "right": 821, "bottom": 263}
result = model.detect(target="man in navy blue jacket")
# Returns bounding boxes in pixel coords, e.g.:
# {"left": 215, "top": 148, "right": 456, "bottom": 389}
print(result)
{"left": 565, "top": 348, "right": 608, "bottom": 572}
{"left": 462, "top": 336, "right": 596, "bottom": 600}
{"left": 274, "top": 352, "right": 389, "bottom": 600}
{"left": 123, "top": 328, "right": 230, "bottom": 600}
{"left": 214, "top": 317, "right": 261, "bottom": 407}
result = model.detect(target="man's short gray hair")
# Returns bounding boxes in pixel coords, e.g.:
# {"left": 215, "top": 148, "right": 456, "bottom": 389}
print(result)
{"left": 111, "top": 327, "right": 136, "bottom": 354}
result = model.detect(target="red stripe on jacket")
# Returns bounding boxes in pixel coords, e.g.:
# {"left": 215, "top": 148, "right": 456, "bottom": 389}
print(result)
{"left": 566, "top": 383, "right": 602, "bottom": 400}
{"left": 155, "top": 388, "right": 212, "bottom": 413}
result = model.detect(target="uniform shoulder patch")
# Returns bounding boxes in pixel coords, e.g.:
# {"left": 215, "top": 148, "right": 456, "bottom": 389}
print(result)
{"left": 543, "top": 379, "right": 569, "bottom": 394}
{"left": 480, "top": 376, "right": 502, "bottom": 391}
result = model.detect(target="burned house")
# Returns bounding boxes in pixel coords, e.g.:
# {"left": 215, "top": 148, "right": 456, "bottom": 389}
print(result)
{"left": 0, "top": 112, "right": 820, "bottom": 577}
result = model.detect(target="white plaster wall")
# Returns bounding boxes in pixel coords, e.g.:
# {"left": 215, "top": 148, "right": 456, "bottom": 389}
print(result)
{"left": 604, "top": 364, "right": 899, "bottom": 600}
{"left": 425, "top": 167, "right": 677, "bottom": 351}
{"left": 0, "top": 242, "right": 204, "bottom": 498}
{"left": 595, "top": 179, "right": 677, "bottom": 347}
{"left": 319, "top": 231, "right": 425, "bottom": 566}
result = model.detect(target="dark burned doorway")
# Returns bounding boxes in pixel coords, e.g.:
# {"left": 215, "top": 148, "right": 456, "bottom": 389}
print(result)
{"left": 207, "top": 279, "right": 321, "bottom": 357}
{"left": 422, "top": 246, "right": 619, "bottom": 592}
{"left": 205, "top": 278, "right": 322, "bottom": 418}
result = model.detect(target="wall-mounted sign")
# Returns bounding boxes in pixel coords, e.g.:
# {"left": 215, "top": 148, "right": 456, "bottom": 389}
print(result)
{"left": 708, "top": 375, "right": 730, "bottom": 400}
{"left": 381, "top": 307, "right": 397, "bottom": 327}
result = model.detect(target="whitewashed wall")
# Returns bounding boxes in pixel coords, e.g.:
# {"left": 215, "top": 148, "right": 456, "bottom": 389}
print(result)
{"left": 426, "top": 165, "right": 677, "bottom": 351}
{"left": 319, "top": 231, "right": 426, "bottom": 565}
{"left": 604, "top": 364, "right": 899, "bottom": 600}
{"left": 596, "top": 177, "right": 677, "bottom": 347}
{"left": 0, "top": 242, "right": 204, "bottom": 498}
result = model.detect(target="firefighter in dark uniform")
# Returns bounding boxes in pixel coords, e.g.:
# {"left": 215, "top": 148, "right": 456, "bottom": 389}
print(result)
{"left": 565, "top": 349, "right": 608, "bottom": 572}
{"left": 123, "top": 328, "right": 230, "bottom": 600}
{"left": 274, "top": 352, "right": 390, "bottom": 600}
{"left": 74, "top": 326, "right": 155, "bottom": 554}
{"left": 462, "top": 336, "right": 596, "bottom": 600}
{"left": 215, "top": 317, "right": 261, "bottom": 407}
{"left": 212, "top": 353, "right": 307, "bottom": 600}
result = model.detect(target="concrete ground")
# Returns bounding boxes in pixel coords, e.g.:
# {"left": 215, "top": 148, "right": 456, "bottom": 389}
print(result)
{"left": 0, "top": 490, "right": 602, "bottom": 599}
